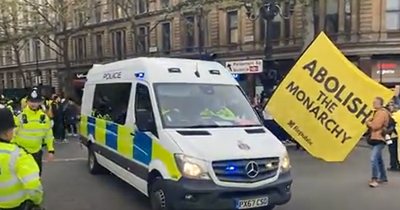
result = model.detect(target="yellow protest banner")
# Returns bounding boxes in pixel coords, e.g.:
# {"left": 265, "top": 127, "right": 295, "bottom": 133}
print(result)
{"left": 266, "top": 32, "right": 393, "bottom": 162}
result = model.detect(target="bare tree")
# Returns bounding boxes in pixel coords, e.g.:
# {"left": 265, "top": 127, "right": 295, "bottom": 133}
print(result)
{"left": 113, "top": 0, "right": 227, "bottom": 53}
{"left": 0, "top": 0, "right": 32, "bottom": 88}
{"left": 20, "top": 0, "right": 101, "bottom": 98}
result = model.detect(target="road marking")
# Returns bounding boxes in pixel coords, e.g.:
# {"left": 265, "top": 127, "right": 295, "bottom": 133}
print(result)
{"left": 43, "top": 157, "right": 86, "bottom": 163}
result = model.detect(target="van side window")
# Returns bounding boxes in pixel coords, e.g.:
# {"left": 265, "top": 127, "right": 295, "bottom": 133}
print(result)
{"left": 135, "top": 83, "right": 156, "bottom": 132}
{"left": 92, "top": 83, "right": 131, "bottom": 125}
{"left": 135, "top": 84, "right": 152, "bottom": 111}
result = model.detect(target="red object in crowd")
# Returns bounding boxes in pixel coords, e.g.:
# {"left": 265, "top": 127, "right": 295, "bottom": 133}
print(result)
{"left": 73, "top": 79, "right": 85, "bottom": 89}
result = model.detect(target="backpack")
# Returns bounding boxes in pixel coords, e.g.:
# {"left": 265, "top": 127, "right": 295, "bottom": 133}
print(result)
{"left": 384, "top": 114, "right": 397, "bottom": 136}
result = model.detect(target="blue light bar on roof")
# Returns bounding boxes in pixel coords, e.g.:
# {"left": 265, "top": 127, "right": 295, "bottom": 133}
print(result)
{"left": 135, "top": 72, "right": 145, "bottom": 79}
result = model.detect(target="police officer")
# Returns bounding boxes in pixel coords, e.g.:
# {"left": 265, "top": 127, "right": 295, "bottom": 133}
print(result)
{"left": 0, "top": 105, "right": 44, "bottom": 210}
{"left": 0, "top": 94, "right": 6, "bottom": 106}
{"left": 13, "top": 89, "right": 55, "bottom": 176}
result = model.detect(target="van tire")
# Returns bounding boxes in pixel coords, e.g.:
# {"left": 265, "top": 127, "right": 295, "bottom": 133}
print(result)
{"left": 88, "top": 146, "right": 104, "bottom": 174}
{"left": 149, "top": 178, "right": 174, "bottom": 210}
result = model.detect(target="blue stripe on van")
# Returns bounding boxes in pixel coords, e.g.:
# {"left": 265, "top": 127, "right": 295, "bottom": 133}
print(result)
{"left": 105, "top": 122, "right": 118, "bottom": 150}
{"left": 87, "top": 117, "right": 96, "bottom": 138}
{"left": 133, "top": 131, "right": 152, "bottom": 165}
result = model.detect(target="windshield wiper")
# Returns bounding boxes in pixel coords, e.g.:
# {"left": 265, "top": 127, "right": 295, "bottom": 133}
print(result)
{"left": 184, "top": 125, "right": 222, "bottom": 128}
{"left": 182, "top": 124, "right": 262, "bottom": 129}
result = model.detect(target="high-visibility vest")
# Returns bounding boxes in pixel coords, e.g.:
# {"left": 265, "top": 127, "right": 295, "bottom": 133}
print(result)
{"left": 12, "top": 107, "right": 54, "bottom": 154}
{"left": 200, "top": 108, "right": 236, "bottom": 120}
{"left": 0, "top": 142, "right": 43, "bottom": 208}
{"left": 20, "top": 97, "right": 27, "bottom": 109}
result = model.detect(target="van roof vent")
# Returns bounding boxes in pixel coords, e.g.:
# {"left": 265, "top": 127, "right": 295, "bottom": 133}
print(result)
{"left": 168, "top": 68, "right": 181, "bottom": 73}
{"left": 209, "top": 70, "right": 220, "bottom": 75}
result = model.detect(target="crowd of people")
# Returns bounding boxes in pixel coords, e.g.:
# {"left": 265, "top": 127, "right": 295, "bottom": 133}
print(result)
{"left": 0, "top": 87, "right": 82, "bottom": 210}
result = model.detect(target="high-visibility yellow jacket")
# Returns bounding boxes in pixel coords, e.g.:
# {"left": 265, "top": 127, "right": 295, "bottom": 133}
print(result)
{"left": 200, "top": 107, "right": 236, "bottom": 120}
{"left": 0, "top": 141, "right": 43, "bottom": 208}
{"left": 20, "top": 97, "right": 27, "bottom": 110}
{"left": 12, "top": 107, "right": 54, "bottom": 154}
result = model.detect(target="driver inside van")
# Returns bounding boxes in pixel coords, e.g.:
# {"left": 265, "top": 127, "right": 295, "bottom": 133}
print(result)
{"left": 159, "top": 96, "right": 183, "bottom": 123}
{"left": 200, "top": 98, "right": 236, "bottom": 121}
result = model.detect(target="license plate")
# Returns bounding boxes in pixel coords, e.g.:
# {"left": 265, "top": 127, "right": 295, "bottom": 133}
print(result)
{"left": 235, "top": 196, "right": 269, "bottom": 209}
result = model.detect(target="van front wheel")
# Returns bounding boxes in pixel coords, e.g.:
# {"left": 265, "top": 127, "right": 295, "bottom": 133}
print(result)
{"left": 149, "top": 179, "right": 174, "bottom": 210}
{"left": 88, "top": 146, "right": 104, "bottom": 174}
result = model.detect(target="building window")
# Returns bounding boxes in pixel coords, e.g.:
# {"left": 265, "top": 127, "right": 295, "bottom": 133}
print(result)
{"left": 313, "top": 0, "right": 320, "bottom": 35}
{"left": 111, "top": 1, "right": 123, "bottom": 19}
{"left": 43, "top": 36, "right": 51, "bottom": 59}
{"left": 259, "top": 15, "right": 281, "bottom": 45}
{"left": 161, "top": 0, "right": 169, "bottom": 7}
{"left": 344, "top": 0, "right": 352, "bottom": 40}
{"left": 271, "top": 16, "right": 282, "bottom": 44}
{"left": 227, "top": 11, "right": 238, "bottom": 43}
{"left": 74, "top": 9, "right": 85, "bottom": 26}
{"left": 138, "top": 0, "right": 149, "bottom": 14}
{"left": 73, "top": 36, "right": 86, "bottom": 60}
{"left": 5, "top": 46, "right": 12, "bottom": 65}
{"left": 324, "top": 0, "right": 339, "bottom": 40}
{"left": 94, "top": 1, "right": 102, "bottom": 23}
{"left": 282, "top": 2, "right": 291, "bottom": 44}
{"left": 24, "top": 40, "right": 31, "bottom": 62}
{"left": 136, "top": 25, "right": 149, "bottom": 53}
{"left": 33, "top": 39, "right": 41, "bottom": 61}
{"left": 161, "top": 22, "right": 171, "bottom": 52}
{"left": 111, "top": 30, "right": 127, "bottom": 60}
{"left": 386, "top": 0, "right": 400, "bottom": 30}
{"left": 0, "top": 48, "right": 3, "bottom": 66}
{"left": 0, "top": 73, "right": 3, "bottom": 89}
{"left": 6, "top": 72, "right": 13, "bottom": 88}
{"left": 58, "top": 39, "right": 65, "bottom": 62}
{"left": 95, "top": 34, "right": 103, "bottom": 58}
{"left": 184, "top": 16, "right": 195, "bottom": 52}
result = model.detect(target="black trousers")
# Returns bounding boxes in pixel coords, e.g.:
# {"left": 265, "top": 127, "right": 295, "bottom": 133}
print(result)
{"left": 31, "top": 151, "right": 43, "bottom": 176}
{"left": 66, "top": 123, "right": 77, "bottom": 134}
{"left": 53, "top": 119, "right": 65, "bottom": 139}
{"left": 388, "top": 138, "right": 400, "bottom": 169}
{"left": 0, "top": 200, "right": 35, "bottom": 210}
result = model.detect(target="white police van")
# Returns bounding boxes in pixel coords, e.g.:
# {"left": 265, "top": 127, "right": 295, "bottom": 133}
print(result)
{"left": 79, "top": 57, "right": 292, "bottom": 210}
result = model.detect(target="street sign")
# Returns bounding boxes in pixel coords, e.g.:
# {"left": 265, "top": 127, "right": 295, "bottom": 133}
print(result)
{"left": 225, "top": 60, "right": 263, "bottom": 74}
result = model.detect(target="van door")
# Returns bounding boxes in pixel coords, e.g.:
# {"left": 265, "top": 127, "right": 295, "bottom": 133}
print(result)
{"left": 132, "top": 82, "right": 158, "bottom": 166}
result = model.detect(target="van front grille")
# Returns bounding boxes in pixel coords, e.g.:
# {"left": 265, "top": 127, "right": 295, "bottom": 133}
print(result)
{"left": 212, "top": 158, "right": 279, "bottom": 183}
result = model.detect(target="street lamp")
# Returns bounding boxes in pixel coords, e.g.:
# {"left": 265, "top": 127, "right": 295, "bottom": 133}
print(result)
{"left": 243, "top": 0, "right": 296, "bottom": 97}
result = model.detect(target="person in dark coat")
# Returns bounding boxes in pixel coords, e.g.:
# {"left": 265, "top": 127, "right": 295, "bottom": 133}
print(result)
{"left": 51, "top": 95, "right": 67, "bottom": 143}
{"left": 64, "top": 99, "right": 79, "bottom": 137}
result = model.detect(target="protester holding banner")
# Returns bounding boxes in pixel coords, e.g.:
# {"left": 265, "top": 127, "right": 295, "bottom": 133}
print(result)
{"left": 366, "top": 97, "right": 389, "bottom": 188}
{"left": 266, "top": 32, "right": 393, "bottom": 162}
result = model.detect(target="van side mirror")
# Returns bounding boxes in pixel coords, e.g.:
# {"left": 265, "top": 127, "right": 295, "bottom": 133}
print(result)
{"left": 136, "top": 109, "right": 156, "bottom": 132}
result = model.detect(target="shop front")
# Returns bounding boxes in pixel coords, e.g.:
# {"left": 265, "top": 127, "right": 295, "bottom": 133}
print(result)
{"left": 371, "top": 61, "right": 400, "bottom": 87}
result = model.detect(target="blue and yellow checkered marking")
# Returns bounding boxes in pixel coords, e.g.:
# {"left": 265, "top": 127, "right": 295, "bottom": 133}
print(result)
{"left": 79, "top": 115, "right": 181, "bottom": 180}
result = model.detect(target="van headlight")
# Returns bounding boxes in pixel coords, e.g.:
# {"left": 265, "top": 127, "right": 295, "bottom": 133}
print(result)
{"left": 280, "top": 151, "right": 291, "bottom": 172}
{"left": 174, "top": 154, "right": 210, "bottom": 180}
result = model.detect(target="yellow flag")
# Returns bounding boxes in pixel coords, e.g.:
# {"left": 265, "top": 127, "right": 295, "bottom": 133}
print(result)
{"left": 266, "top": 32, "right": 393, "bottom": 162}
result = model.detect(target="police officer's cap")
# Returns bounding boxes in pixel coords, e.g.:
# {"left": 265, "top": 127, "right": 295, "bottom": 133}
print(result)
{"left": 0, "top": 105, "right": 16, "bottom": 132}
{"left": 26, "top": 90, "right": 43, "bottom": 102}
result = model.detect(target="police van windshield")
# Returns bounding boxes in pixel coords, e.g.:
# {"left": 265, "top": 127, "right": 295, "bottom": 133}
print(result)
{"left": 153, "top": 83, "right": 262, "bottom": 128}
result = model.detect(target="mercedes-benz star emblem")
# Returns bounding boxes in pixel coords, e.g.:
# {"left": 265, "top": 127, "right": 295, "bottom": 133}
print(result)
{"left": 245, "top": 161, "right": 259, "bottom": 178}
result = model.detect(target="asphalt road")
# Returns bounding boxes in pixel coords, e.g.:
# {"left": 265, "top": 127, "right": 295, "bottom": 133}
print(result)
{"left": 41, "top": 139, "right": 400, "bottom": 210}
